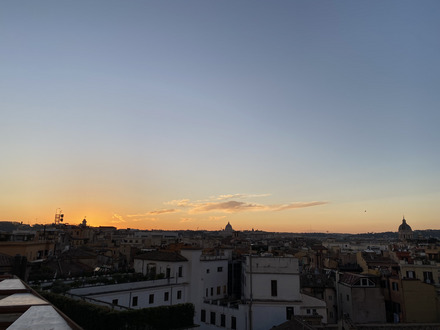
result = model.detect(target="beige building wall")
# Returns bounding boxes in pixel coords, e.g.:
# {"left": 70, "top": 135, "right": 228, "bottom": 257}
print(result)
{"left": 0, "top": 241, "right": 55, "bottom": 261}
{"left": 402, "top": 280, "right": 440, "bottom": 323}
{"left": 400, "top": 263, "right": 440, "bottom": 284}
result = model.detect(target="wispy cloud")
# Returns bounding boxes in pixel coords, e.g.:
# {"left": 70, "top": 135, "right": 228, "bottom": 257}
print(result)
{"left": 211, "top": 193, "right": 271, "bottom": 201}
{"left": 275, "top": 201, "right": 328, "bottom": 211}
{"left": 180, "top": 217, "right": 194, "bottom": 223}
{"left": 208, "top": 216, "right": 226, "bottom": 221}
{"left": 126, "top": 213, "right": 149, "bottom": 218}
{"left": 127, "top": 209, "right": 179, "bottom": 217}
{"left": 189, "top": 200, "right": 327, "bottom": 214}
{"left": 149, "top": 208, "right": 178, "bottom": 215}
{"left": 165, "top": 199, "right": 191, "bottom": 207}
{"left": 191, "top": 201, "right": 267, "bottom": 213}
{"left": 166, "top": 193, "right": 271, "bottom": 206}
{"left": 126, "top": 194, "right": 327, "bottom": 219}
{"left": 111, "top": 213, "right": 126, "bottom": 223}
{"left": 128, "top": 217, "right": 158, "bottom": 222}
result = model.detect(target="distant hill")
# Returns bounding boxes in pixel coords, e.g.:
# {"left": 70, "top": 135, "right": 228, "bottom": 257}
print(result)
{"left": 1, "top": 220, "right": 438, "bottom": 240}
{"left": 299, "top": 230, "right": 440, "bottom": 240}
{"left": 414, "top": 229, "right": 440, "bottom": 239}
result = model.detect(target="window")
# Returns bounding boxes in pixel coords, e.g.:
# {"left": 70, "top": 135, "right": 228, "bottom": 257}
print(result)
{"left": 307, "top": 309, "right": 311, "bottom": 314}
{"left": 164, "top": 292, "right": 169, "bottom": 301}
{"left": 423, "top": 271, "right": 433, "bottom": 283}
{"left": 206, "top": 269, "right": 210, "bottom": 274}
{"left": 217, "top": 266, "right": 223, "bottom": 272}
{"left": 148, "top": 265, "right": 156, "bottom": 278}
{"left": 328, "top": 295, "right": 332, "bottom": 301}
{"left": 177, "top": 290, "right": 182, "bottom": 299}
{"left": 231, "top": 316, "right": 237, "bottom": 330}
{"left": 166, "top": 267, "right": 171, "bottom": 278}
{"left": 149, "top": 294, "right": 154, "bottom": 304}
{"left": 360, "top": 278, "right": 369, "bottom": 286}
{"left": 392, "top": 282, "right": 399, "bottom": 291}
{"left": 221, "top": 314, "right": 226, "bottom": 327}
{"left": 406, "top": 271, "right": 415, "bottom": 279}
{"left": 211, "top": 287, "right": 214, "bottom": 296}
{"left": 329, "top": 311, "right": 334, "bottom": 318}
{"left": 271, "top": 280, "right": 278, "bottom": 296}
{"left": 206, "top": 288, "right": 208, "bottom": 297}
{"left": 286, "top": 307, "right": 294, "bottom": 320}
{"left": 392, "top": 301, "right": 401, "bottom": 314}
{"left": 346, "top": 294, "right": 350, "bottom": 301}
{"left": 210, "top": 312, "right": 216, "bottom": 325}
{"left": 223, "top": 285, "right": 227, "bottom": 294}
{"left": 217, "top": 286, "right": 221, "bottom": 295}
{"left": 178, "top": 266, "right": 183, "bottom": 277}
{"left": 201, "top": 309, "right": 206, "bottom": 322}
{"left": 112, "top": 299, "right": 118, "bottom": 305}
{"left": 132, "top": 296, "right": 138, "bottom": 307}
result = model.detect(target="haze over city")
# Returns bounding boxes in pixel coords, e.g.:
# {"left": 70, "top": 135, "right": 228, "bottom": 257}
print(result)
{"left": 1, "top": 1, "right": 439, "bottom": 233}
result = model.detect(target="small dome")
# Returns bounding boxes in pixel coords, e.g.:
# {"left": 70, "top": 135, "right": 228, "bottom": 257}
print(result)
{"left": 398, "top": 218, "right": 412, "bottom": 231}
{"left": 225, "top": 222, "right": 233, "bottom": 231}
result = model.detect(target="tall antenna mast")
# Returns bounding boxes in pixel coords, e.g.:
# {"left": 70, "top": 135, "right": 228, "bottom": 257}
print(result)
{"left": 54, "top": 208, "right": 64, "bottom": 225}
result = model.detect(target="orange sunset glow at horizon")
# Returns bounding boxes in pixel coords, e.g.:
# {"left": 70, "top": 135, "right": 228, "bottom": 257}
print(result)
{"left": 2, "top": 2, "right": 439, "bottom": 236}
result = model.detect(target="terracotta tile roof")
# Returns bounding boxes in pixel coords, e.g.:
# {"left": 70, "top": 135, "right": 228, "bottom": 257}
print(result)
{"left": 339, "top": 272, "right": 377, "bottom": 286}
{"left": 361, "top": 252, "right": 397, "bottom": 266}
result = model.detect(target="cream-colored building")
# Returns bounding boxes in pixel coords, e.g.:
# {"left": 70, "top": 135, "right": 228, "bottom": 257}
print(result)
{"left": 0, "top": 241, "right": 55, "bottom": 261}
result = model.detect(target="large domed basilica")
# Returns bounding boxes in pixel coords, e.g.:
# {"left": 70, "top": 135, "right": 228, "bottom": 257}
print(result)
{"left": 398, "top": 217, "right": 413, "bottom": 241}
{"left": 224, "top": 222, "right": 234, "bottom": 236}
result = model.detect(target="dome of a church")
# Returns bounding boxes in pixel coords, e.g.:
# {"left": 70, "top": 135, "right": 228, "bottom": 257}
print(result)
{"left": 398, "top": 218, "right": 412, "bottom": 231}
{"left": 222, "top": 222, "right": 234, "bottom": 237}
{"left": 398, "top": 217, "right": 413, "bottom": 241}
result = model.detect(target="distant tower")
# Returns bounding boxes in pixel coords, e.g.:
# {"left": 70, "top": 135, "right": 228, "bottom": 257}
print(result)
{"left": 398, "top": 217, "right": 413, "bottom": 241}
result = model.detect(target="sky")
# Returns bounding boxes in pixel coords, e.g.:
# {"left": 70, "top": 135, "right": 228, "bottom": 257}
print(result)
{"left": 1, "top": 1, "right": 439, "bottom": 233}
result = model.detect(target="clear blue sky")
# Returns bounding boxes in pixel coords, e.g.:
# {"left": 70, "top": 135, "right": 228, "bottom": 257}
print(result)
{"left": 1, "top": 1, "right": 439, "bottom": 232}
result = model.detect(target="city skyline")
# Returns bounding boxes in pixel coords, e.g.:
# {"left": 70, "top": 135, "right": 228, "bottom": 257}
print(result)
{"left": 1, "top": 1, "right": 439, "bottom": 233}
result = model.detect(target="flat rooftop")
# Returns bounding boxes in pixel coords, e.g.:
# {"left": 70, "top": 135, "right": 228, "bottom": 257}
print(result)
{"left": 0, "top": 277, "right": 81, "bottom": 330}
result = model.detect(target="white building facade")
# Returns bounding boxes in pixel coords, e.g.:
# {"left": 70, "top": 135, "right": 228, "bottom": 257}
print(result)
{"left": 68, "top": 279, "right": 188, "bottom": 309}
{"left": 68, "top": 250, "right": 327, "bottom": 329}
{"left": 198, "top": 256, "right": 327, "bottom": 330}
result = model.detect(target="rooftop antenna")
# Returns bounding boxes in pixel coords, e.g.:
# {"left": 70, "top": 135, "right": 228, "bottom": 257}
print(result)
{"left": 54, "top": 208, "right": 64, "bottom": 225}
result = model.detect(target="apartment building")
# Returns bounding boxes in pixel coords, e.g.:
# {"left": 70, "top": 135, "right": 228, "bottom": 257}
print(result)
{"left": 199, "top": 255, "right": 327, "bottom": 330}
{"left": 68, "top": 248, "right": 229, "bottom": 316}
{"left": 68, "top": 249, "right": 327, "bottom": 329}
{"left": 337, "top": 272, "right": 386, "bottom": 323}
